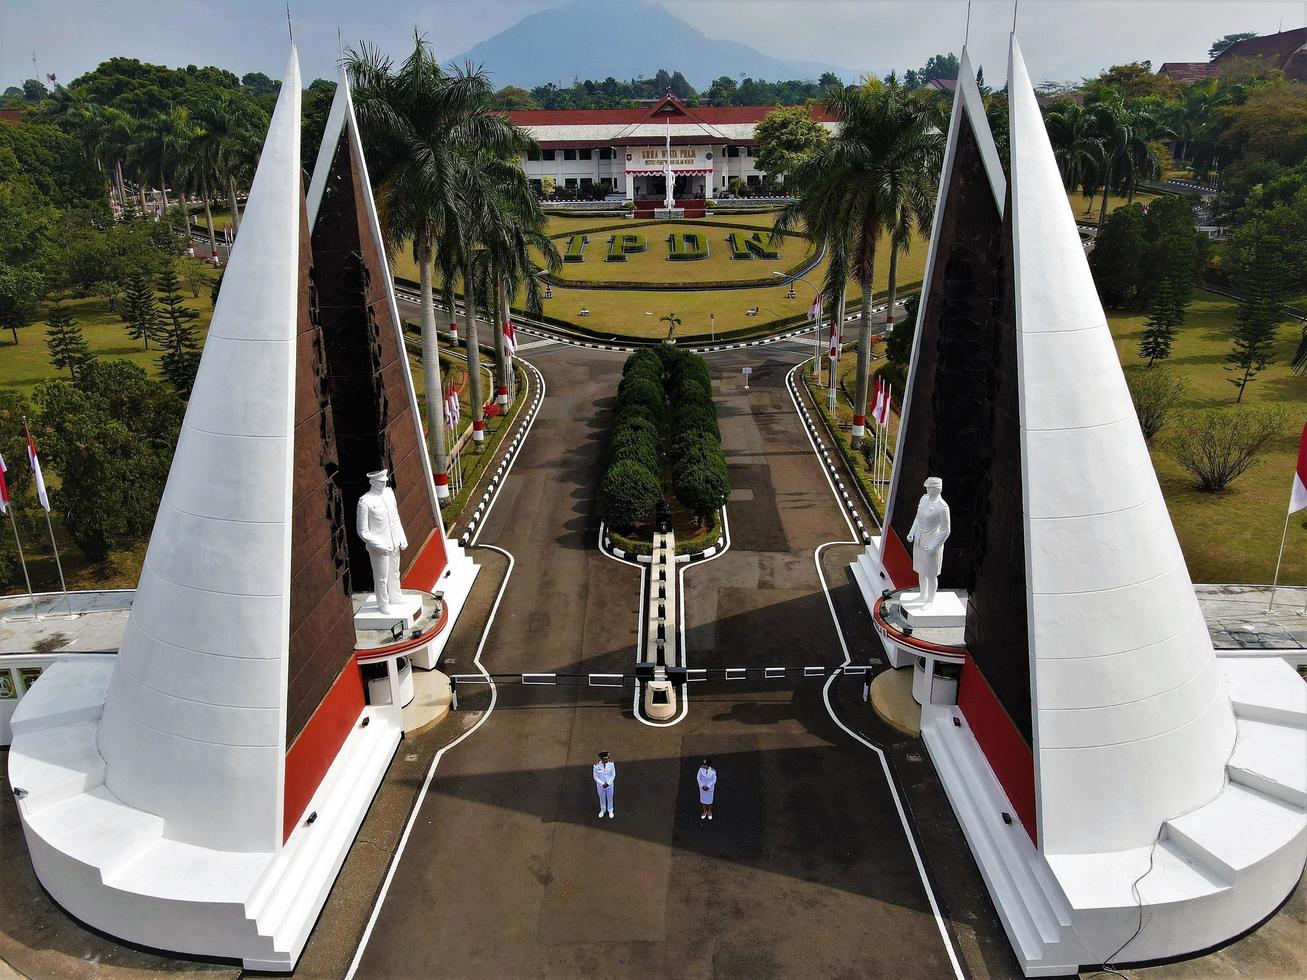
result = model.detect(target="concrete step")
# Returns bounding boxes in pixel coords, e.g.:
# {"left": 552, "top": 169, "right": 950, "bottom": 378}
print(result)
{"left": 1218, "top": 659, "right": 1307, "bottom": 728}
{"left": 36, "top": 785, "right": 163, "bottom": 879}
{"left": 7, "top": 720, "right": 105, "bottom": 815}
{"left": 1165, "top": 782, "right": 1304, "bottom": 882}
{"left": 1228, "top": 718, "right": 1307, "bottom": 808}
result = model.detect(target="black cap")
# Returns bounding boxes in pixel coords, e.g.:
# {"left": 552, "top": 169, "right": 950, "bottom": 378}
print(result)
{"left": 702, "top": 758, "right": 712, "bottom": 766}
{"left": 598, "top": 751, "right": 610, "bottom": 759}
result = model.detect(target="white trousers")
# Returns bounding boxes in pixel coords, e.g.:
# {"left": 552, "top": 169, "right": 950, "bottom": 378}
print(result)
{"left": 595, "top": 784, "right": 614, "bottom": 811}
{"left": 369, "top": 546, "right": 403, "bottom": 612}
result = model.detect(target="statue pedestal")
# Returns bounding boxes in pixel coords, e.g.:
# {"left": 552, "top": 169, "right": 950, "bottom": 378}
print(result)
{"left": 654, "top": 208, "right": 685, "bottom": 219}
{"left": 353, "top": 591, "right": 423, "bottom": 631}
{"left": 899, "top": 590, "right": 967, "bottom": 628}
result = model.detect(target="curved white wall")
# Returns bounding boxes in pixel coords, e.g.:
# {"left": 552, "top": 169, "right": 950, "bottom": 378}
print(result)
{"left": 1007, "top": 41, "right": 1236, "bottom": 856}
{"left": 97, "top": 51, "right": 304, "bottom": 854}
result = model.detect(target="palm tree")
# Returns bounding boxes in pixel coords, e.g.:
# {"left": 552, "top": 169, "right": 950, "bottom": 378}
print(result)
{"left": 776, "top": 78, "right": 941, "bottom": 446}
{"left": 660, "top": 312, "right": 682, "bottom": 342}
{"left": 348, "top": 37, "right": 530, "bottom": 473}
{"left": 181, "top": 103, "right": 225, "bottom": 254}
{"left": 214, "top": 96, "right": 268, "bottom": 233}
{"left": 1044, "top": 100, "right": 1102, "bottom": 198}
{"left": 130, "top": 107, "right": 191, "bottom": 219}
{"left": 1090, "top": 95, "right": 1167, "bottom": 226}
{"left": 58, "top": 99, "right": 134, "bottom": 210}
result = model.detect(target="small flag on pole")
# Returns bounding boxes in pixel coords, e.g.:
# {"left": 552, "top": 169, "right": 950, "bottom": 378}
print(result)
{"left": 1290, "top": 420, "right": 1307, "bottom": 514}
{"left": 879, "top": 383, "right": 891, "bottom": 426}
{"left": 25, "top": 423, "right": 49, "bottom": 512}
{"left": 445, "top": 387, "right": 460, "bottom": 429}
{"left": 828, "top": 323, "right": 839, "bottom": 359}
{"left": 872, "top": 378, "right": 884, "bottom": 423}
{"left": 0, "top": 452, "right": 9, "bottom": 515}
{"left": 503, "top": 318, "right": 517, "bottom": 355}
{"left": 808, "top": 297, "right": 822, "bottom": 320}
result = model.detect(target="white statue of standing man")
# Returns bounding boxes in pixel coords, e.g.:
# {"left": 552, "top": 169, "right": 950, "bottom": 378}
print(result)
{"left": 906, "top": 476, "right": 951, "bottom": 606}
{"left": 356, "top": 468, "right": 408, "bottom": 614}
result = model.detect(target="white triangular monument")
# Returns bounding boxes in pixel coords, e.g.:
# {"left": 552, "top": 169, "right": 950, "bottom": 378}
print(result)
{"left": 8, "top": 52, "right": 477, "bottom": 971}
{"left": 853, "top": 38, "right": 1306, "bottom": 977}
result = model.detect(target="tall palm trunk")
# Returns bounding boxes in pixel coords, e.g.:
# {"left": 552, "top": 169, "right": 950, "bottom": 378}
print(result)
{"left": 160, "top": 168, "right": 170, "bottom": 212}
{"left": 228, "top": 175, "right": 242, "bottom": 233}
{"left": 884, "top": 245, "right": 900, "bottom": 333}
{"left": 200, "top": 173, "right": 216, "bottom": 260}
{"left": 493, "top": 275, "right": 509, "bottom": 405}
{"left": 852, "top": 264, "right": 875, "bottom": 447}
{"left": 417, "top": 234, "right": 450, "bottom": 498}
{"left": 1097, "top": 160, "right": 1114, "bottom": 228}
{"left": 462, "top": 257, "right": 485, "bottom": 446}
{"left": 114, "top": 160, "right": 127, "bottom": 208}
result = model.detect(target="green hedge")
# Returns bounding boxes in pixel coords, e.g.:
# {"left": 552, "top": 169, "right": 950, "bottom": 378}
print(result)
{"left": 597, "top": 343, "right": 729, "bottom": 533}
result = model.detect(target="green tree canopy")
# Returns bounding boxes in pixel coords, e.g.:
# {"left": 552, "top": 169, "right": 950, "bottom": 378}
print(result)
{"left": 753, "top": 105, "right": 829, "bottom": 182}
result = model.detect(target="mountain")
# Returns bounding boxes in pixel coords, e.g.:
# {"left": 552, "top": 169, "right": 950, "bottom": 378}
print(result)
{"left": 451, "top": 0, "right": 859, "bottom": 90}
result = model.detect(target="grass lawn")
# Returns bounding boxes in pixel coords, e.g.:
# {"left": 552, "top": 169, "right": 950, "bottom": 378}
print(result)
{"left": 1108, "top": 289, "right": 1306, "bottom": 585}
{"left": 1066, "top": 188, "right": 1157, "bottom": 224}
{"left": 2, "top": 287, "right": 214, "bottom": 399}
{"left": 390, "top": 210, "right": 928, "bottom": 339}
{"left": 807, "top": 289, "right": 1306, "bottom": 586}
{"left": 545, "top": 220, "right": 814, "bottom": 286}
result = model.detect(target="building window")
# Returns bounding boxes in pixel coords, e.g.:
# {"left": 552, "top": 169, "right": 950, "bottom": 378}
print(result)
{"left": 725, "top": 145, "right": 739, "bottom": 158}
{"left": 579, "top": 148, "right": 592, "bottom": 160}
{"left": 564, "top": 149, "right": 577, "bottom": 161}
{"left": 541, "top": 149, "right": 556, "bottom": 161}
{"left": 565, "top": 178, "right": 578, "bottom": 188}
{"left": 747, "top": 174, "right": 760, "bottom": 186}
{"left": 527, "top": 148, "right": 540, "bottom": 162}
{"left": 530, "top": 178, "right": 542, "bottom": 195}
{"left": 599, "top": 147, "right": 614, "bottom": 160}
{"left": 746, "top": 146, "right": 755, "bottom": 157}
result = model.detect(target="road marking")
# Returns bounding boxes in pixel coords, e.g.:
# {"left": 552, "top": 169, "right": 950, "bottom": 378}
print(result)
{"left": 784, "top": 362, "right": 966, "bottom": 980}
{"left": 347, "top": 359, "right": 549, "bottom": 979}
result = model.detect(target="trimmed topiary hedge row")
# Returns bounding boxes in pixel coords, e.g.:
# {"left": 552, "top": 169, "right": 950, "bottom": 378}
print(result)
{"left": 597, "top": 344, "right": 728, "bottom": 533}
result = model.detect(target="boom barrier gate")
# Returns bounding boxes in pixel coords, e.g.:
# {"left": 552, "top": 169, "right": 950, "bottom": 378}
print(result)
{"left": 446, "top": 664, "right": 874, "bottom": 710}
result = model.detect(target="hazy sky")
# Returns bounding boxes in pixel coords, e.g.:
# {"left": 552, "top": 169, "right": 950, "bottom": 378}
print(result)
{"left": 3, "top": 0, "right": 1304, "bottom": 92}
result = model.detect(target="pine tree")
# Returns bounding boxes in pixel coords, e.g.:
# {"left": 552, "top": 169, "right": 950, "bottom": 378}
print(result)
{"left": 45, "top": 302, "right": 93, "bottom": 380}
{"left": 156, "top": 265, "right": 202, "bottom": 397}
{"left": 1226, "top": 237, "right": 1286, "bottom": 402}
{"left": 119, "top": 270, "right": 160, "bottom": 350}
{"left": 1138, "top": 239, "right": 1193, "bottom": 366}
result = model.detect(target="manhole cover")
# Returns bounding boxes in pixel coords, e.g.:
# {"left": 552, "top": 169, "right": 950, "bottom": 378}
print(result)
{"left": 905, "top": 752, "right": 922, "bottom": 763}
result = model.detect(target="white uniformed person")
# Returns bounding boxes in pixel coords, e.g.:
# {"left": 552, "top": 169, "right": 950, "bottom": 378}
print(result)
{"left": 356, "top": 469, "right": 408, "bottom": 613}
{"left": 593, "top": 751, "right": 616, "bottom": 819}
{"left": 698, "top": 758, "right": 717, "bottom": 820}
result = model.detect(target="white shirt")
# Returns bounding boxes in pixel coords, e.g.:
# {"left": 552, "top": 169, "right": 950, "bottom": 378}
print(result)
{"left": 356, "top": 486, "right": 407, "bottom": 553}
{"left": 593, "top": 761, "right": 615, "bottom": 786}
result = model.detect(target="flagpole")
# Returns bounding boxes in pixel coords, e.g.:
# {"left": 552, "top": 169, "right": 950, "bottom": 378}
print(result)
{"left": 42, "top": 506, "right": 73, "bottom": 618}
{"left": 7, "top": 507, "right": 39, "bottom": 620}
{"left": 1267, "top": 507, "right": 1293, "bottom": 612}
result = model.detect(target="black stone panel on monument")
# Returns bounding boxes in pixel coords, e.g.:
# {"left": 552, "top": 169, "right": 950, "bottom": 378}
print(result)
{"left": 962, "top": 184, "right": 1033, "bottom": 745}
{"left": 889, "top": 115, "right": 1004, "bottom": 592}
{"left": 311, "top": 131, "right": 437, "bottom": 592}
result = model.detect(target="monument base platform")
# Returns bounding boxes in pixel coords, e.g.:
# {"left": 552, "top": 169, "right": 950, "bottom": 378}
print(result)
{"left": 8, "top": 658, "right": 402, "bottom": 972}
{"left": 899, "top": 590, "right": 967, "bottom": 628}
{"left": 922, "top": 657, "right": 1306, "bottom": 977}
{"left": 353, "top": 592, "right": 422, "bottom": 631}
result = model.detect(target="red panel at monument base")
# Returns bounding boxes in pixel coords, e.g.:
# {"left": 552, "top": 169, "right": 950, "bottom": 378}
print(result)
{"left": 957, "top": 659, "right": 1037, "bottom": 842}
{"left": 881, "top": 527, "right": 918, "bottom": 591}
{"left": 283, "top": 663, "right": 366, "bottom": 840}
{"left": 401, "top": 528, "right": 450, "bottom": 593}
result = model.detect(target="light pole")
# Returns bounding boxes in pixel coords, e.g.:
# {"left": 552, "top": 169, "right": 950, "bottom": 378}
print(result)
{"left": 709, "top": 312, "right": 715, "bottom": 342}
{"left": 774, "top": 272, "right": 823, "bottom": 382}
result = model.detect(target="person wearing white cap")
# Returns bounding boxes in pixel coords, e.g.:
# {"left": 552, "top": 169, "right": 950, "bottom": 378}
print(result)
{"left": 356, "top": 468, "right": 408, "bottom": 614}
{"left": 593, "top": 751, "right": 616, "bottom": 818}
{"left": 698, "top": 759, "right": 717, "bottom": 820}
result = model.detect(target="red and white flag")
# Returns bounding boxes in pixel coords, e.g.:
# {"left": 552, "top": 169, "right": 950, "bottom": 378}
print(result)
{"left": 808, "top": 296, "right": 822, "bottom": 321}
{"left": 1290, "top": 419, "right": 1307, "bottom": 514}
{"left": 872, "top": 378, "right": 884, "bottom": 424}
{"left": 877, "top": 382, "right": 891, "bottom": 426}
{"left": 503, "top": 317, "right": 517, "bottom": 356}
{"left": 0, "top": 452, "right": 9, "bottom": 516}
{"left": 25, "top": 424, "right": 49, "bottom": 512}
{"left": 445, "top": 387, "right": 460, "bottom": 429}
{"left": 828, "top": 322, "right": 840, "bottom": 359}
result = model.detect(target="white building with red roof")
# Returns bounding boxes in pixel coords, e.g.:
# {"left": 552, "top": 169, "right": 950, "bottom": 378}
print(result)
{"left": 507, "top": 94, "right": 837, "bottom": 210}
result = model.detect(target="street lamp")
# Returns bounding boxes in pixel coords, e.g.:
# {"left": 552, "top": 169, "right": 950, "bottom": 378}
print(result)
{"left": 774, "top": 272, "right": 823, "bottom": 382}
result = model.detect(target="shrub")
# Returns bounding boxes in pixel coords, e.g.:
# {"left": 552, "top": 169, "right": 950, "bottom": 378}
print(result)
{"left": 673, "top": 450, "right": 730, "bottom": 524}
{"left": 671, "top": 428, "right": 718, "bottom": 467}
{"left": 599, "top": 459, "right": 661, "bottom": 531}
{"left": 1124, "top": 366, "right": 1188, "bottom": 442}
{"left": 623, "top": 349, "right": 663, "bottom": 377}
{"left": 610, "top": 425, "right": 661, "bottom": 475}
{"left": 616, "top": 375, "right": 664, "bottom": 415}
{"left": 1168, "top": 408, "right": 1286, "bottom": 492}
{"left": 673, "top": 401, "right": 720, "bottom": 440}
{"left": 672, "top": 377, "right": 712, "bottom": 407}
